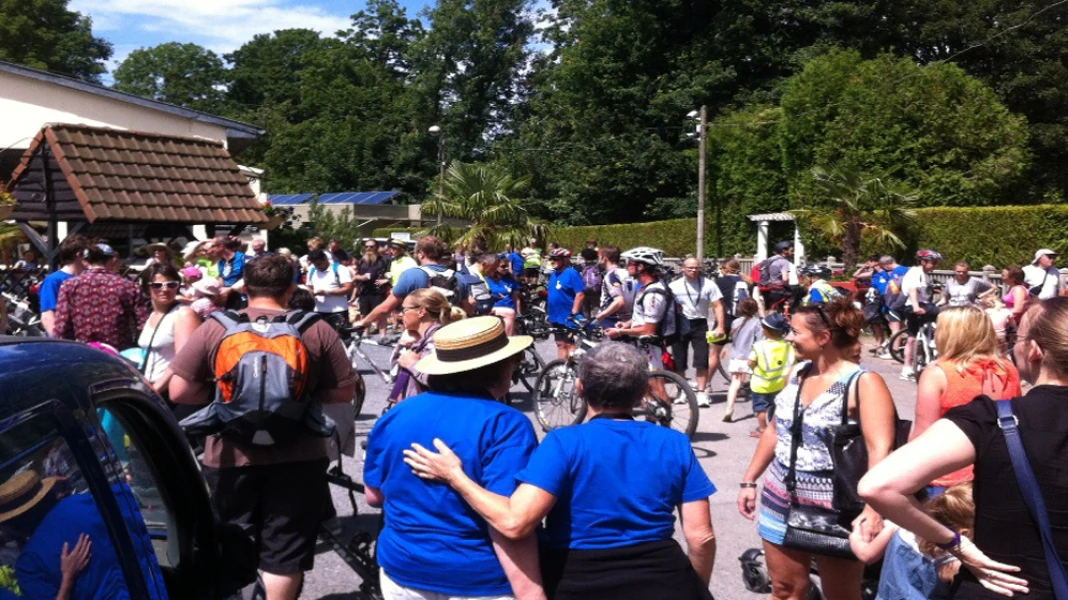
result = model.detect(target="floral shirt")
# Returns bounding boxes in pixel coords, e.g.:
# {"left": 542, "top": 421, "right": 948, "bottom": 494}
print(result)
{"left": 55, "top": 267, "right": 148, "bottom": 350}
{"left": 772, "top": 362, "right": 864, "bottom": 472}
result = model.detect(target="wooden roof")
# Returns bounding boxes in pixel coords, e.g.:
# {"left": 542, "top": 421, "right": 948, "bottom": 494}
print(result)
{"left": 5, "top": 124, "right": 267, "bottom": 224}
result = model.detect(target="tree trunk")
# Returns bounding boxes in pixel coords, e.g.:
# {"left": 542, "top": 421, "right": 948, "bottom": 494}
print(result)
{"left": 843, "top": 221, "right": 862, "bottom": 271}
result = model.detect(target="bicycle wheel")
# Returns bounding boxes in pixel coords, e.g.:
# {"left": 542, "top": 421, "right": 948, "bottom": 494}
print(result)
{"left": 642, "top": 371, "right": 699, "bottom": 439}
{"left": 533, "top": 359, "right": 586, "bottom": 432}
{"left": 888, "top": 329, "right": 908, "bottom": 364}
{"left": 515, "top": 346, "right": 546, "bottom": 393}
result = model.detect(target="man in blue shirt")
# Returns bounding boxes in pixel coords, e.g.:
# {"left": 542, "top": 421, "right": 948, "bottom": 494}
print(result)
{"left": 355, "top": 236, "right": 473, "bottom": 331}
{"left": 547, "top": 248, "right": 586, "bottom": 359}
{"left": 38, "top": 235, "right": 89, "bottom": 336}
{"left": 871, "top": 255, "right": 909, "bottom": 359}
{"left": 209, "top": 236, "right": 247, "bottom": 309}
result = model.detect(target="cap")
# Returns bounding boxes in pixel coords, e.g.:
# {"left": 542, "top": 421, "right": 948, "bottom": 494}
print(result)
{"left": 1033, "top": 249, "right": 1058, "bottom": 264}
{"left": 760, "top": 313, "right": 790, "bottom": 333}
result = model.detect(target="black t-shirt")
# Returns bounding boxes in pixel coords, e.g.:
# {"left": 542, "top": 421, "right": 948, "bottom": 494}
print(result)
{"left": 943, "top": 385, "right": 1068, "bottom": 599}
{"left": 356, "top": 256, "right": 388, "bottom": 296}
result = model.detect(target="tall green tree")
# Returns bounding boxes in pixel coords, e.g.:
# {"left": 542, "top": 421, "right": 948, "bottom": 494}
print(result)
{"left": 0, "top": 0, "right": 112, "bottom": 81}
{"left": 113, "top": 43, "right": 228, "bottom": 113}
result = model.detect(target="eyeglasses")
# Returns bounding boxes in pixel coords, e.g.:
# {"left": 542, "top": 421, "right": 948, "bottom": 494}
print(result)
{"left": 400, "top": 305, "right": 420, "bottom": 313}
{"left": 149, "top": 281, "right": 180, "bottom": 290}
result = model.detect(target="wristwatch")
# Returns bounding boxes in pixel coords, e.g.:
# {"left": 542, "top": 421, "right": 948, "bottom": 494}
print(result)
{"left": 740, "top": 482, "right": 758, "bottom": 489}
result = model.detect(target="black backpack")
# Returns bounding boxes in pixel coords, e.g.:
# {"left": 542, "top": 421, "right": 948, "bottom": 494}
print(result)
{"left": 421, "top": 266, "right": 463, "bottom": 306}
{"left": 758, "top": 257, "right": 787, "bottom": 290}
{"left": 636, "top": 283, "right": 690, "bottom": 346}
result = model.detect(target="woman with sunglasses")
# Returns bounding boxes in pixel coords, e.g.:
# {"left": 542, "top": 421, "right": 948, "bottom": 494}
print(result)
{"left": 388, "top": 288, "right": 465, "bottom": 403}
{"left": 738, "top": 298, "right": 897, "bottom": 600}
{"left": 138, "top": 263, "right": 202, "bottom": 403}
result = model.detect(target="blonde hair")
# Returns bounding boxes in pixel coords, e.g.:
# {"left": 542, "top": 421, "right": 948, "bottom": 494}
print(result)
{"left": 1027, "top": 297, "right": 1068, "bottom": 377}
{"left": 919, "top": 482, "right": 975, "bottom": 582}
{"left": 408, "top": 288, "right": 465, "bottom": 326}
{"left": 934, "top": 306, "right": 1008, "bottom": 372}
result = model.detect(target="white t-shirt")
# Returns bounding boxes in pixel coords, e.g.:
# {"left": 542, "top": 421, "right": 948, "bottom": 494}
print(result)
{"left": 668, "top": 276, "right": 722, "bottom": 320}
{"left": 633, "top": 281, "right": 670, "bottom": 329}
{"left": 1023, "top": 264, "right": 1061, "bottom": 300}
{"left": 900, "top": 266, "right": 931, "bottom": 306}
{"left": 308, "top": 263, "right": 353, "bottom": 313}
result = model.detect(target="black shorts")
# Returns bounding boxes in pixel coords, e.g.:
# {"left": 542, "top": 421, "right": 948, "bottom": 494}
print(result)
{"left": 357, "top": 293, "right": 385, "bottom": 317}
{"left": 207, "top": 458, "right": 330, "bottom": 574}
{"left": 671, "top": 318, "right": 709, "bottom": 369}
{"left": 904, "top": 304, "right": 939, "bottom": 336}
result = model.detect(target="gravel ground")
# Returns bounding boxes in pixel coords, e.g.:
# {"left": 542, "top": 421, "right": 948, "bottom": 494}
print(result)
{"left": 297, "top": 337, "right": 919, "bottom": 600}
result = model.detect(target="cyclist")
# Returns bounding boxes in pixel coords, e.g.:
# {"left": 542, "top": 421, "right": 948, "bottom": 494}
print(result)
{"left": 900, "top": 249, "right": 943, "bottom": 381}
{"left": 669, "top": 256, "right": 726, "bottom": 407}
{"left": 592, "top": 245, "right": 636, "bottom": 329}
{"left": 520, "top": 238, "right": 543, "bottom": 282}
{"left": 307, "top": 249, "right": 355, "bottom": 339}
{"left": 800, "top": 264, "right": 840, "bottom": 305}
{"left": 386, "top": 239, "right": 418, "bottom": 286}
{"left": 873, "top": 255, "right": 909, "bottom": 359}
{"left": 604, "top": 247, "right": 672, "bottom": 370}
{"left": 546, "top": 248, "right": 586, "bottom": 360}
{"left": 757, "top": 241, "right": 796, "bottom": 313}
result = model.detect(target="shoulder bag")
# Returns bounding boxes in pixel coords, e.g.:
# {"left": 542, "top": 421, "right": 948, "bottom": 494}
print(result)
{"left": 996, "top": 399, "right": 1068, "bottom": 599}
{"left": 780, "top": 365, "right": 857, "bottom": 560}
{"left": 830, "top": 372, "right": 913, "bottom": 519}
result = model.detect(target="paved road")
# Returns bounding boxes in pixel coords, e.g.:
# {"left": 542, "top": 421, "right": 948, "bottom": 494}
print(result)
{"left": 300, "top": 337, "right": 918, "bottom": 600}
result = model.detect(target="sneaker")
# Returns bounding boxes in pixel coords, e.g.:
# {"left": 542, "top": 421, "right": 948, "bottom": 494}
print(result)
{"left": 673, "top": 394, "right": 689, "bottom": 405}
{"left": 696, "top": 391, "right": 711, "bottom": 408}
{"left": 899, "top": 370, "right": 917, "bottom": 382}
{"left": 876, "top": 350, "right": 893, "bottom": 360}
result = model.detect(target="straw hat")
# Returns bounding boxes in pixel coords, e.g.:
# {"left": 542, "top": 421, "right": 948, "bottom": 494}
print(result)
{"left": 416, "top": 316, "right": 533, "bottom": 375}
{"left": 0, "top": 471, "right": 57, "bottom": 523}
{"left": 144, "top": 242, "right": 173, "bottom": 256}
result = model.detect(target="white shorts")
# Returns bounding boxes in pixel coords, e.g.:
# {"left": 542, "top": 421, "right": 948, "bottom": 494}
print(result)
{"left": 380, "top": 569, "right": 515, "bottom": 600}
{"left": 728, "top": 358, "right": 753, "bottom": 375}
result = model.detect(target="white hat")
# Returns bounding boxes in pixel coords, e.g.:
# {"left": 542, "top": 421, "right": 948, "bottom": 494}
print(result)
{"left": 1033, "top": 249, "right": 1058, "bottom": 264}
{"left": 192, "top": 278, "right": 221, "bottom": 297}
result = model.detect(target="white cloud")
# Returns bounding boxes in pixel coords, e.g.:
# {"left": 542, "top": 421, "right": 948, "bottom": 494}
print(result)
{"left": 71, "top": 0, "right": 353, "bottom": 60}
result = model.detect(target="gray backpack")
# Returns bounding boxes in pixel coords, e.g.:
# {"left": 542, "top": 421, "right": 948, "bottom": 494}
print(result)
{"left": 179, "top": 310, "right": 335, "bottom": 446}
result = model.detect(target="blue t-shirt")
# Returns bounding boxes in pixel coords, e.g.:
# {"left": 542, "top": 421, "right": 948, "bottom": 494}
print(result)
{"left": 364, "top": 391, "right": 538, "bottom": 596}
{"left": 547, "top": 267, "right": 585, "bottom": 325}
{"left": 509, "top": 252, "right": 525, "bottom": 275}
{"left": 218, "top": 251, "right": 246, "bottom": 286}
{"left": 516, "top": 418, "right": 716, "bottom": 550}
{"left": 872, "top": 265, "right": 908, "bottom": 295}
{"left": 391, "top": 264, "right": 470, "bottom": 301}
{"left": 487, "top": 275, "right": 518, "bottom": 310}
{"left": 39, "top": 270, "right": 75, "bottom": 313}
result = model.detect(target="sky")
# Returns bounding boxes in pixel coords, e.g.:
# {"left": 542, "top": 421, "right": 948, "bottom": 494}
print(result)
{"left": 68, "top": 0, "right": 434, "bottom": 74}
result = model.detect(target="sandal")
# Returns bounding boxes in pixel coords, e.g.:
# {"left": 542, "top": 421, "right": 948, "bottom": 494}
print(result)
{"left": 749, "top": 428, "right": 765, "bottom": 438}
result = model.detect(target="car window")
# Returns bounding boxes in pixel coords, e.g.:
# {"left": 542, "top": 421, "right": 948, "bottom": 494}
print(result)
{"left": 0, "top": 413, "right": 165, "bottom": 600}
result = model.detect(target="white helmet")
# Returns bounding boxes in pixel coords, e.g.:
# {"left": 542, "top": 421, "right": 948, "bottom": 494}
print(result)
{"left": 621, "top": 246, "right": 664, "bottom": 267}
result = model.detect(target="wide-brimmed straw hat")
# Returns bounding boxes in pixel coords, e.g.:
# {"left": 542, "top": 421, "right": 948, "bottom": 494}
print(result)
{"left": 144, "top": 242, "right": 173, "bottom": 256}
{"left": 0, "top": 471, "right": 57, "bottom": 523}
{"left": 416, "top": 316, "right": 533, "bottom": 375}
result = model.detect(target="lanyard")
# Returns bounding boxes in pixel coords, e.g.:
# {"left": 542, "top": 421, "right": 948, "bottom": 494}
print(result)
{"left": 684, "top": 277, "right": 704, "bottom": 313}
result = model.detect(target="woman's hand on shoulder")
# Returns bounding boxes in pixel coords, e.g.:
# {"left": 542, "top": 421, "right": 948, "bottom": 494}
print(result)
{"left": 953, "top": 537, "right": 1029, "bottom": 597}
{"left": 404, "top": 438, "right": 465, "bottom": 484}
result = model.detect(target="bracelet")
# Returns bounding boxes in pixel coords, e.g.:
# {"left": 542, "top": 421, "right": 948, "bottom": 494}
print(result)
{"left": 740, "top": 482, "right": 758, "bottom": 489}
{"left": 935, "top": 530, "right": 961, "bottom": 552}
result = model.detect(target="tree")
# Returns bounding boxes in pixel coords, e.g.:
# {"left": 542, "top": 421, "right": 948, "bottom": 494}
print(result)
{"left": 0, "top": 0, "right": 112, "bottom": 81}
{"left": 113, "top": 43, "right": 228, "bottom": 113}
{"left": 794, "top": 165, "right": 917, "bottom": 269}
{"left": 425, "top": 161, "right": 541, "bottom": 251}
{"left": 226, "top": 29, "right": 334, "bottom": 115}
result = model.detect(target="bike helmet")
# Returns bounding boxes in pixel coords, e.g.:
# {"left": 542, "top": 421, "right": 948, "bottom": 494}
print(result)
{"left": 802, "top": 264, "right": 833, "bottom": 280}
{"left": 916, "top": 249, "right": 943, "bottom": 263}
{"left": 620, "top": 246, "right": 664, "bottom": 267}
{"left": 773, "top": 240, "right": 793, "bottom": 253}
{"left": 548, "top": 248, "right": 572, "bottom": 259}
{"left": 739, "top": 548, "right": 773, "bottom": 593}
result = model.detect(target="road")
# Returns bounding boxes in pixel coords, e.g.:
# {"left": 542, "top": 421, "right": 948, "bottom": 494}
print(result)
{"left": 299, "top": 337, "right": 919, "bottom": 600}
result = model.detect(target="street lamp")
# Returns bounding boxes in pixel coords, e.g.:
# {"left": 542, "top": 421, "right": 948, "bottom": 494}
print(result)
{"left": 687, "top": 106, "right": 708, "bottom": 261}
{"left": 428, "top": 124, "right": 445, "bottom": 226}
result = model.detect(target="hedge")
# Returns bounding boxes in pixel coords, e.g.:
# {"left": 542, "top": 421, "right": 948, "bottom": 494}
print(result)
{"left": 368, "top": 205, "right": 1067, "bottom": 267}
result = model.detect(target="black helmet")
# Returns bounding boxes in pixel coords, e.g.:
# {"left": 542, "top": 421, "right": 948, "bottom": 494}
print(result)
{"left": 773, "top": 241, "right": 793, "bottom": 254}
{"left": 802, "top": 264, "right": 832, "bottom": 280}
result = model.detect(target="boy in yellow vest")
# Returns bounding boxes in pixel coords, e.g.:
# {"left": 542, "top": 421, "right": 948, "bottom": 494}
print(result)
{"left": 747, "top": 313, "right": 795, "bottom": 438}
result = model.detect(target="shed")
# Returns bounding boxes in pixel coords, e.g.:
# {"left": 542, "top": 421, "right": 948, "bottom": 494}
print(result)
{"left": 747, "top": 211, "right": 805, "bottom": 268}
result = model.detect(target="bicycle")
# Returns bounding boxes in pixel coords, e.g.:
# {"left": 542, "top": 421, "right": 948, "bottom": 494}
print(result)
{"left": 888, "top": 320, "right": 938, "bottom": 372}
{"left": 342, "top": 326, "right": 393, "bottom": 416}
{"left": 533, "top": 321, "right": 699, "bottom": 438}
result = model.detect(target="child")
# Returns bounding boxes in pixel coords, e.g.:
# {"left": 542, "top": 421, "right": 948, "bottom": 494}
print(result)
{"left": 746, "top": 312, "right": 795, "bottom": 437}
{"left": 981, "top": 294, "right": 1015, "bottom": 355}
{"left": 724, "top": 297, "right": 761, "bottom": 422}
{"left": 287, "top": 287, "right": 317, "bottom": 312}
{"left": 189, "top": 278, "right": 225, "bottom": 319}
{"left": 849, "top": 482, "right": 973, "bottom": 600}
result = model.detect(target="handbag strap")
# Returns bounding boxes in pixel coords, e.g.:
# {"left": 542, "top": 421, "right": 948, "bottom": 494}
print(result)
{"left": 996, "top": 399, "right": 1068, "bottom": 599}
{"left": 140, "top": 305, "right": 175, "bottom": 374}
{"left": 785, "top": 363, "right": 814, "bottom": 495}
{"left": 839, "top": 369, "right": 865, "bottom": 425}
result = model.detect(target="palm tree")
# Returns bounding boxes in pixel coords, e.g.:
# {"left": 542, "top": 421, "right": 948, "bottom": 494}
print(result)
{"left": 424, "top": 162, "right": 546, "bottom": 251}
{"left": 793, "top": 165, "right": 918, "bottom": 269}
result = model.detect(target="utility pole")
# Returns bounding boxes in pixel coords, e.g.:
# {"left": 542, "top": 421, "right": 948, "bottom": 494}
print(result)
{"left": 436, "top": 133, "right": 445, "bottom": 226}
{"left": 696, "top": 105, "right": 707, "bottom": 262}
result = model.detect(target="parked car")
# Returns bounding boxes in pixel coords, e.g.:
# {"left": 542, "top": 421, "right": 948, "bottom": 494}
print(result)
{"left": 0, "top": 337, "right": 255, "bottom": 599}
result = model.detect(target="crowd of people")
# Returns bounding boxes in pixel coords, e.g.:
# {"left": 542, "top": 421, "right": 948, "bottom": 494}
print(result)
{"left": 4, "top": 227, "right": 1068, "bottom": 600}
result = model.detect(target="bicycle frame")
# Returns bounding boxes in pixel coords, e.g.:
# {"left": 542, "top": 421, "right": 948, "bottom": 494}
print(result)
{"left": 347, "top": 334, "right": 393, "bottom": 384}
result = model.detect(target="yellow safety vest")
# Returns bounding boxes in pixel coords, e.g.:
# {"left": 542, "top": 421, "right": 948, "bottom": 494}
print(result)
{"left": 389, "top": 255, "right": 418, "bottom": 286}
{"left": 803, "top": 280, "right": 839, "bottom": 306}
{"left": 750, "top": 339, "right": 795, "bottom": 394}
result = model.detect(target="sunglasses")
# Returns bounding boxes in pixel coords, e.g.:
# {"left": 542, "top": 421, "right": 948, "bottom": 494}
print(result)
{"left": 400, "top": 305, "right": 421, "bottom": 313}
{"left": 149, "top": 281, "right": 180, "bottom": 290}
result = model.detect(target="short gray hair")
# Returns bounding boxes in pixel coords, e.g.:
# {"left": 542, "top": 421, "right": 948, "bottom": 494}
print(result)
{"left": 579, "top": 342, "right": 649, "bottom": 409}
{"left": 879, "top": 255, "right": 895, "bottom": 266}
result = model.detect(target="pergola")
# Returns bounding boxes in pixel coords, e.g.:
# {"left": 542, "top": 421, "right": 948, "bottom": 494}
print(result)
{"left": 747, "top": 211, "right": 805, "bottom": 268}
{"left": 5, "top": 123, "right": 267, "bottom": 265}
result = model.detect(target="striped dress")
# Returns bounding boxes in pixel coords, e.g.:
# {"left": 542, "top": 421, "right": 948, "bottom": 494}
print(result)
{"left": 758, "top": 362, "right": 863, "bottom": 545}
